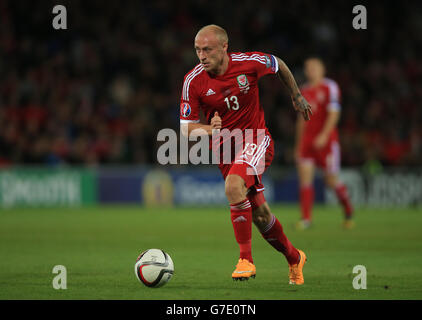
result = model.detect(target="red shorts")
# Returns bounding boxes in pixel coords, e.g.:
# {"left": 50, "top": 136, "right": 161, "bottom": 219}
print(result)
{"left": 218, "top": 132, "right": 274, "bottom": 197}
{"left": 299, "top": 138, "right": 341, "bottom": 173}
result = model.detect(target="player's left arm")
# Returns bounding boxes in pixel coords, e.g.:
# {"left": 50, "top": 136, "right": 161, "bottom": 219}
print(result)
{"left": 314, "top": 80, "right": 342, "bottom": 149}
{"left": 274, "top": 57, "right": 313, "bottom": 121}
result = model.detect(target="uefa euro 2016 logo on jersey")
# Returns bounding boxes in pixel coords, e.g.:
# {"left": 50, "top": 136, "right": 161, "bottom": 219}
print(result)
{"left": 180, "top": 102, "right": 191, "bottom": 118}
{"left": 237, "top": 74, "right": 250, "bottom": 94}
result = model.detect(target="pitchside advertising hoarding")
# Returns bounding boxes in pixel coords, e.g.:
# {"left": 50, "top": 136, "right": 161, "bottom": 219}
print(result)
{"left": 0, "top": 167, "right": 421, "bottom": 208}
{"left": 0, "top": 168, "right": 96, "bottom": 208}
{"left": 98, "top": 166, "right": 274, "bottom": 206}
{"left": 325, "top": 169, "right": 422, "bottom": 207}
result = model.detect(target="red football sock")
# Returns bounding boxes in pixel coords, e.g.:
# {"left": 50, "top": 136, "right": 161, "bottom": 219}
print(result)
{"left": 335, "top": 184, "right": 353, "bottom": 219}
{"left": 260, "top": 214, "right": 300, "bottom": 265}
{"left": 300, "top": 186, "right": 314, "bottom": 221}
{"left": 230, "top": 199, "right": 253, "bottom": 263}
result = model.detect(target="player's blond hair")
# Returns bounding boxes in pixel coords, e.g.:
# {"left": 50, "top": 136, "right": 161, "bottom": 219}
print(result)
{"left": 196, "top": 24, "right": 228, "bottom": 45}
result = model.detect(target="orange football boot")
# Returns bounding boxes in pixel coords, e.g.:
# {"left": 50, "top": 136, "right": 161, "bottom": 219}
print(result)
{"left": 232, "top": 258, "right": 256, "bottom": 281}
{"left": 288, "top": 249, "right": 307, "bottom": 285}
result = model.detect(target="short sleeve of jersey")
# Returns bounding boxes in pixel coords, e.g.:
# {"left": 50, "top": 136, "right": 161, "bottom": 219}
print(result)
{"left": 242, "top": 51, "right": 279, "bottom": 79}
{"left": 180, "top": 66, "right": 203, "bottom": 124}
{"left": 326, "top": 79, "right": 341, "bottom": 112}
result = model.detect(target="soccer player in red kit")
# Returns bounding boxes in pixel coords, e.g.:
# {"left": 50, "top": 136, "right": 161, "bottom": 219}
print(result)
{"left": 295, "top": 57, "right": 354, "bottom": 230}
{"left": 180, "top": 25, "right": 312, "bottom": 284}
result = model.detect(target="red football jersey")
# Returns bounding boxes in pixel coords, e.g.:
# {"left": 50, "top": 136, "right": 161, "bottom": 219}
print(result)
{"left": 300, "top": 78, "right": 341, "bottom": 143}
{"left": 180, "top": 52, "right": 278, "bottom": 135}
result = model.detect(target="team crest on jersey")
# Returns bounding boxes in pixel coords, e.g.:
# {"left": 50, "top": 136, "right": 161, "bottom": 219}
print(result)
{"left": 180, "top": 102, "right": 191, "bottom": 118}
{"left": 237, "top": 74, "right": 250, "bottom": 94}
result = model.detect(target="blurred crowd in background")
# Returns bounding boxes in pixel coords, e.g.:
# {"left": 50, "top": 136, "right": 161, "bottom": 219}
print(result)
{"left": 0, "top": 0, "right": 421, "bottom": 168}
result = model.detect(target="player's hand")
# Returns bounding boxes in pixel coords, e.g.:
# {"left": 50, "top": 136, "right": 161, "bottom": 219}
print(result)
{"left": 313, "top": 133, "right": 328, "bottom": 150}
{"left": 211, "top": 112, "right": 222, "bottom": 131}
{"left": 292, "top": 94, "right": 313, "bottom": 121}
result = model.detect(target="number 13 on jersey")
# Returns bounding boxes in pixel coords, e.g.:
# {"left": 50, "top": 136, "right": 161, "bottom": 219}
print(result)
{"left": 225, "top": 95, "right": 240, "bottom": 111}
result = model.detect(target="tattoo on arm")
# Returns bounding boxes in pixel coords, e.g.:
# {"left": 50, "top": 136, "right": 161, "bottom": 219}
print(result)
{"left": 276, "top": 58, "right": 301, "bottom": 98}
{"left": 275, "top": 56, "right": 312, "bottom": 120}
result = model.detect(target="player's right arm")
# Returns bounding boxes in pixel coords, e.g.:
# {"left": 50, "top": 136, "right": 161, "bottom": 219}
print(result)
{"left": 181, "top": 113, "right": 222, "bottom": 137}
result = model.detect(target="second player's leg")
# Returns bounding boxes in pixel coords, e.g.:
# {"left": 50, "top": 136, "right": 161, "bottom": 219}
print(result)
{"left": 324, "top": 171, "right": 339, "bottom": 189}
{"left": 324, "top": 171, "right": 354, "bottom": 226}
{"left": 323, "top": 141, "right": 354, "bottom": 227}
{"left": 297, "top": 160, "right": 315, "bottom": 228}
{"left": 298, "top": 160, "right": 315, "bottom": 187}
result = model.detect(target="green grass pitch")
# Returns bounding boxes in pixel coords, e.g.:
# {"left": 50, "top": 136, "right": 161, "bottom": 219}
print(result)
{"left": 0, "top": 204, "right": 421, "bottom": 300}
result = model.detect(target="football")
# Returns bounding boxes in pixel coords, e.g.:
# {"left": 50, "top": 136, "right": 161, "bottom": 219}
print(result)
{"left": 134, "top": 249, "right": 174, "bottom": 288}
